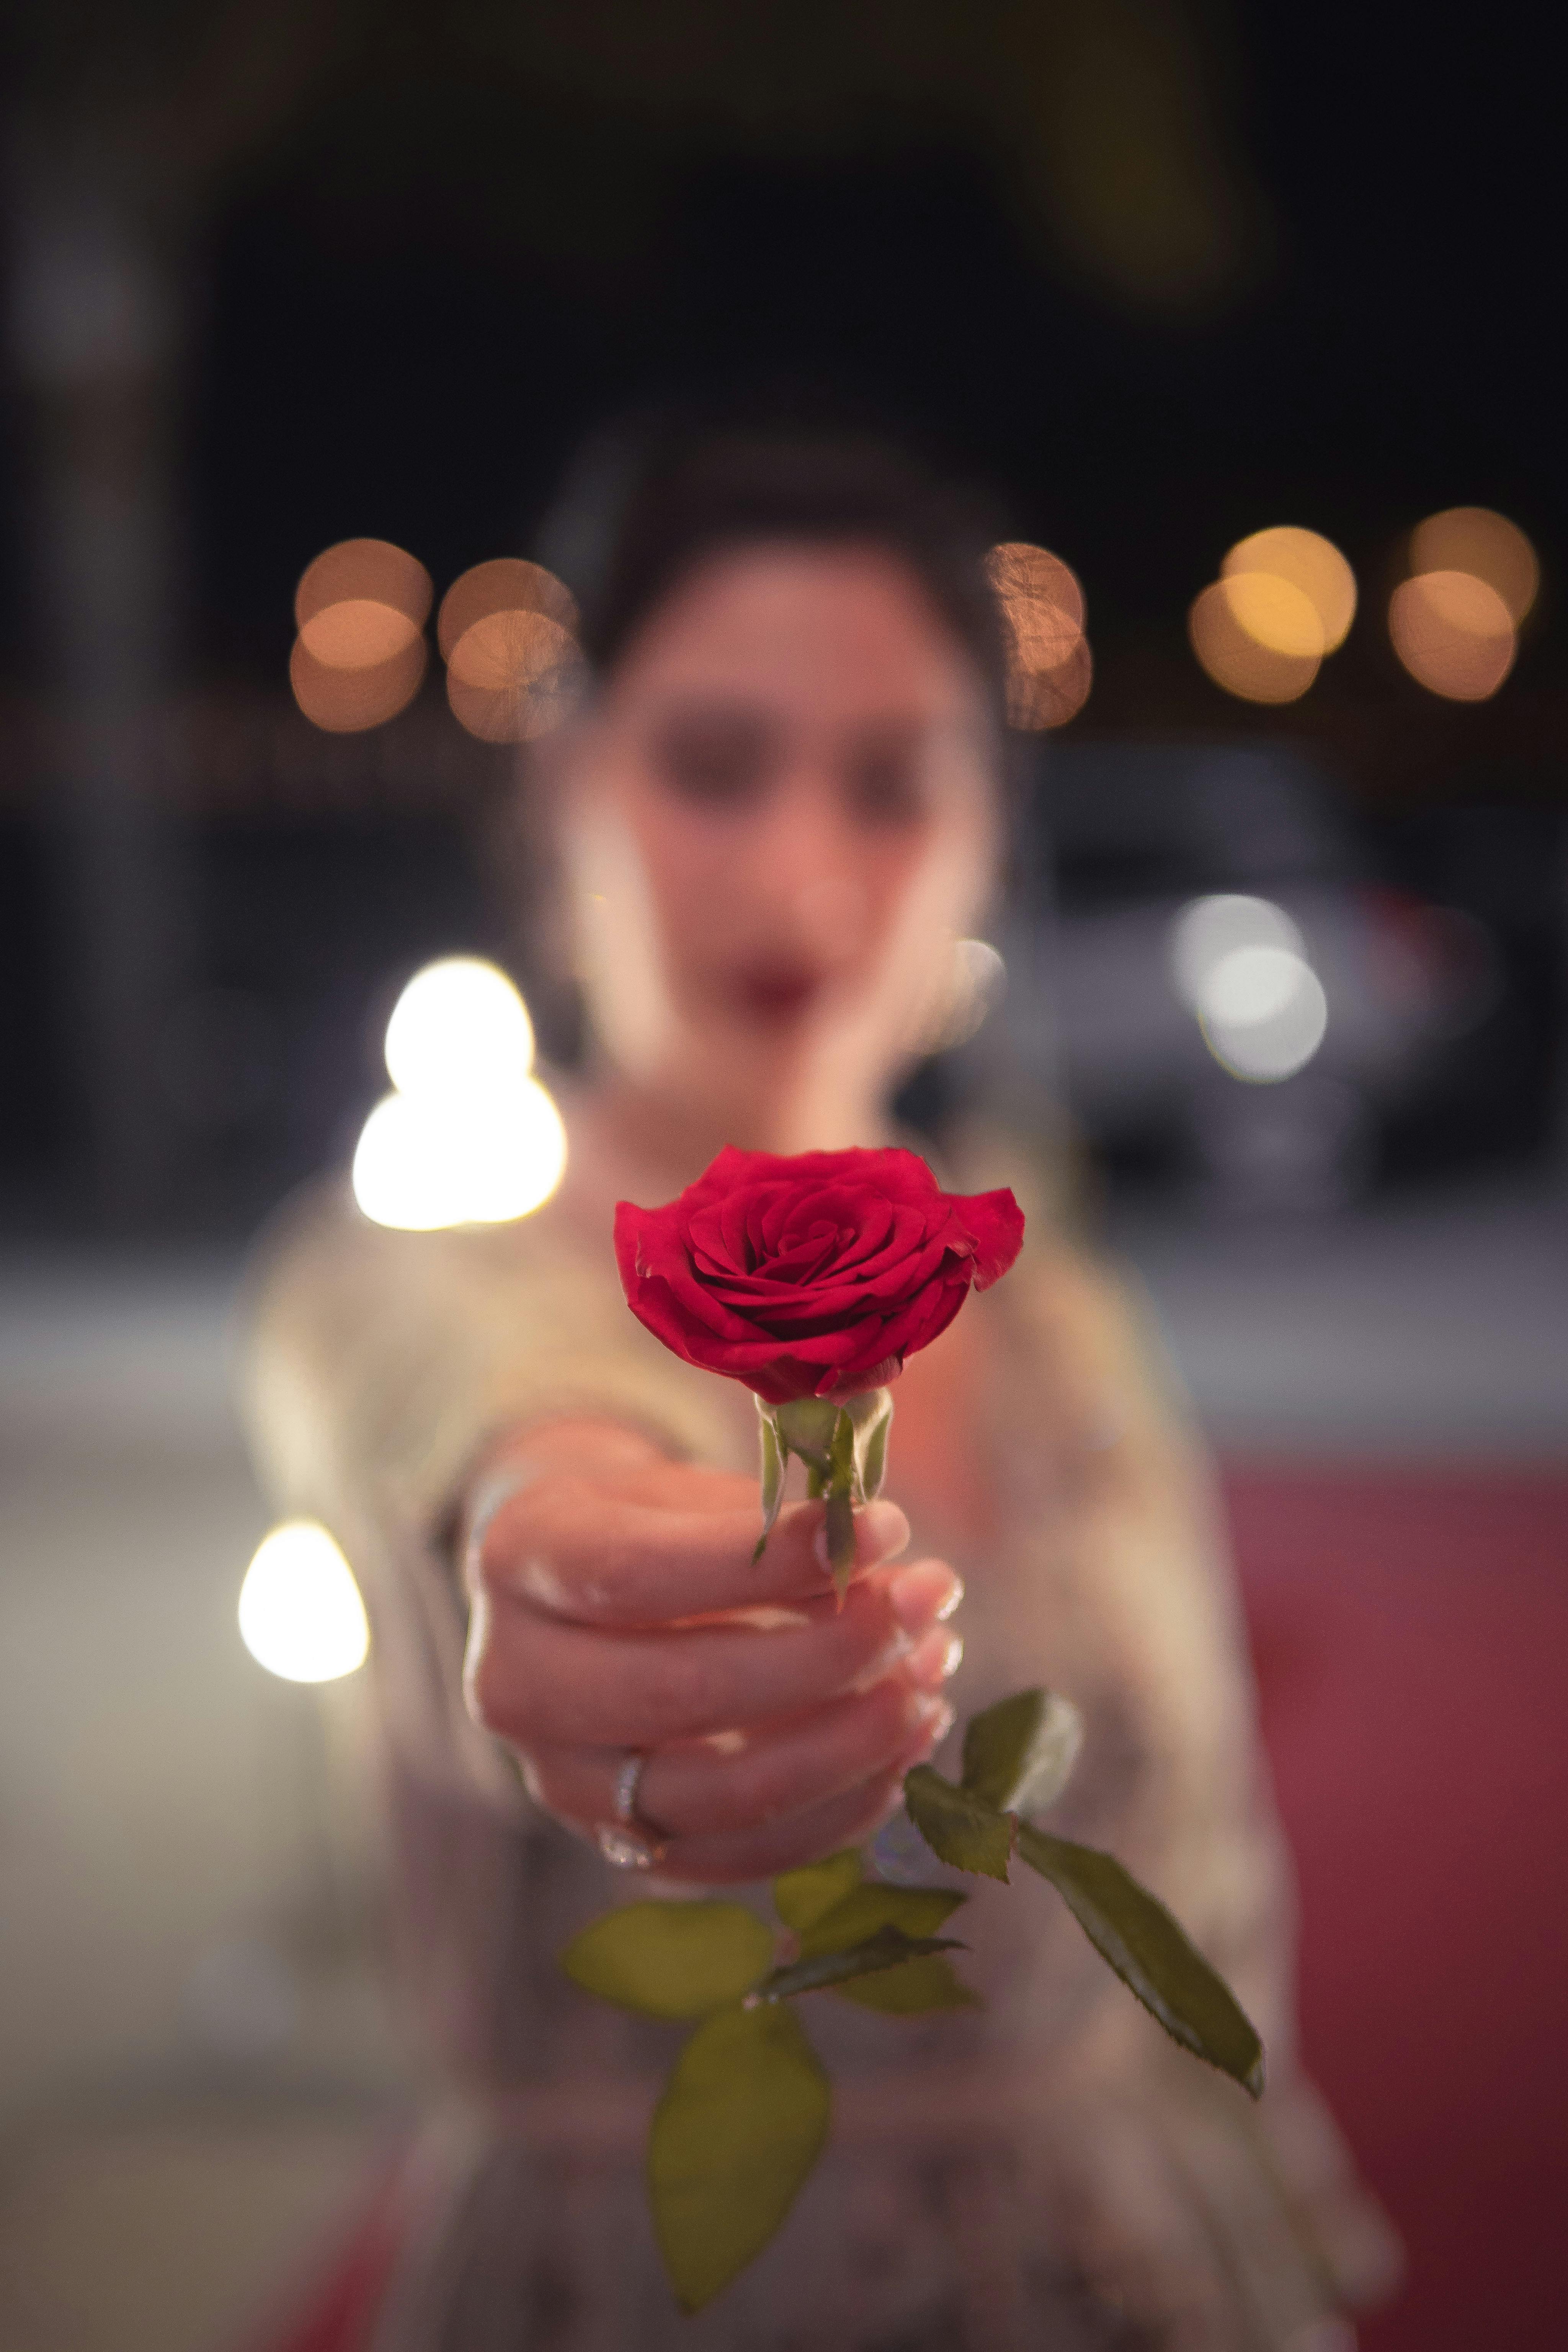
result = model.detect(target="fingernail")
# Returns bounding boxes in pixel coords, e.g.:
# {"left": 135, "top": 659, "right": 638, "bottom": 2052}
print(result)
{"left": 888, "top": 1559, "right": 962, "bottom": 1633}
{"left": 905, "top": 1626, "right": 964, "bottom": 1690}
{"left": 909, "top": 1691, "right": 955, "bottom": 1744}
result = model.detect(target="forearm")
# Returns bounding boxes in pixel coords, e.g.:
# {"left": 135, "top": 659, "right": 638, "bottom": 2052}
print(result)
{"left": 238, "top": 1195, "right": 727, "bottom": 1815}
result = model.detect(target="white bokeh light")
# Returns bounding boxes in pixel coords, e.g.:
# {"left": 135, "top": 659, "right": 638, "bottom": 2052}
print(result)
{"left": 1169, "top": 894, "right": 1305, "bottom": 1011}
{"left": 352, "top": 1076, "right": 567, "bottom": 1230}
{"left": 1197, "top": 946, "right": 1328, "bottom": 1082}
{"left": 1199, "top": 944, "right": 1310, "bottom": 1027}
{"left": 383, "top": 950, "right": 536, "bottom": 1096}
{"left": 354, "top": 957, "right": 567, "bottom": 1230}
{"left": 384, "top": 956, "right": 536, "bottom": 1098}
{"left": 238, "top": 1521, "right": 369, "bottom": 1684}
{"left": 919, "top": 937, "right": 1007, "bottom": 1051}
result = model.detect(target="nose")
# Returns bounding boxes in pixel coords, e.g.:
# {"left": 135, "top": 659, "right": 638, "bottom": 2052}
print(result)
{"left": 741, "top": 769, "right": 867, "bottom": 954}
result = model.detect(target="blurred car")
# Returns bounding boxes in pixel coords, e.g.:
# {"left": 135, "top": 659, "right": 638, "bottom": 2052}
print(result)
{"left": 979, "top": 742, "right": 1506, "bottom": 1207}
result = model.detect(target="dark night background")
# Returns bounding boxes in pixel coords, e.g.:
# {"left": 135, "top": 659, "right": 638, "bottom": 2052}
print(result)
{"left": 189, "top": 9, "right": 1558, "bottom": 680}
{"left": 2, "top": 0, "right": 1564, "bottom": 1229}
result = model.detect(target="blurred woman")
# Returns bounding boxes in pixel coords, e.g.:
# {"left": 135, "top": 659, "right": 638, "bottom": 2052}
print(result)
{"left": 245, "top": 420, "right": 1395, "bottom": 2350}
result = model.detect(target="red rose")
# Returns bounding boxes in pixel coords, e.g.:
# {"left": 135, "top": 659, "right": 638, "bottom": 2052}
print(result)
{"left": 614, "top": 1144, "right": 1025, "bottom": 1405}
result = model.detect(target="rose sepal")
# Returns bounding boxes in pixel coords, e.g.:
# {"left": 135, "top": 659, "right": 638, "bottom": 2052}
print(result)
{"left": 843, "top": 1385, "right": 894, "bottom": 1500}
{"left": 753, "top": 1387, "right": 895, "bottom": 1601}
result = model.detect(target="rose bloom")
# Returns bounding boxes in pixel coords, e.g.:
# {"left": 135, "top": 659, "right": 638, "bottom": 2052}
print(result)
{"left": 614, "top": 1145, "right": 1024, "bottom": 1405}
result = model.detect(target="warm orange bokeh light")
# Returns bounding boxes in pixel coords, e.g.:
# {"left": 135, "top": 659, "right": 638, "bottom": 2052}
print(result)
{"left": 446, "top": 609, "right": 585, "bottom": 742}
{"left": 291, "top": 539, "right": 432, "bottom": 732}
{"left": 298, "top": 598, "right": 422, "bottom": 670}
{"left": 1006, "top": 635, "right": 1093, "bottom": 728}
{"left": 985, "top": 540, "right": 1090, "bottom": 729}
{"left": 1221, "top": 527, "right": 1357, "bottom": 652}
{"left": 1218, "top": 572, "right": 1325, "bottom": 660}
{"left": 437, "top": 559, "right": 579, "bottom": 663}
{"left": 986, "top": 541, "right": 1086, "bottom": 634}
{"left": 295, "top": 539, "right": 433, "bottom": 635}
{"left": 1189, "top": 578, "right": 1321, "bottom": 703}
{"left": 290, "top": 634, "right": 428, "bottom": 732}
{"left": 1408, "top": 508, "right": 1538, "bottom": 626}
{"left": 1388, "top": 571, "right": 1516, "bottom": 701}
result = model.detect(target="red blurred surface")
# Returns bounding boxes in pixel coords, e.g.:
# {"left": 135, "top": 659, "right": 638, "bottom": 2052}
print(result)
{"left": 1229, "top": 1465, "right": 1568, "bottom": 2351}
{"left": 264, "top": 2166, "right": 401, "bottom": 2352}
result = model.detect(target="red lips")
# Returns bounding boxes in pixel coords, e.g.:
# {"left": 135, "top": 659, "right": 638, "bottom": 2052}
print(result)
{"left": 729, "top": 966, "right": 822, "bottom": 1024}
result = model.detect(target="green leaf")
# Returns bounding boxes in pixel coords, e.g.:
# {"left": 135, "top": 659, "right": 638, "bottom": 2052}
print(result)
{"left": 752, "top": 1408, "right": 786, "bottom": 1564}
{"left": 753, "top": 1925, "right": 965, "bottom": 2003}
{"left": 836, "top": 1954, "right": 981, "bottom": 2014}
{"left": 792, "top": 1881, "right": 975, "bottom": 2012}
{"left": 772, "top": 1848, "right": 862, "bottom": 1934}
{"left": 962, "top": 1688, "right": 1084, "bottom": 1816}
{"left": 648, "top": 2004, "right": 830, "bottom": 2312}
{"left": 560, "top": 1902, "right": 773, "bottom": 2021}
{"left": 903, "top": 1765, "right": 1014, "bottom": 1881}
{"left": 798, "top": 1880, "right": 966, "bottom": 1958}
{"left": 1016, "top": 1826, "right": 1266, "bottom": 2098}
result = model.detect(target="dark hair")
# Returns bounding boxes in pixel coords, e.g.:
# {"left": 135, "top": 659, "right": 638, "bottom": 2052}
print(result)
{"left": 536, "top": 405, "right": 1012, "bottom": 728}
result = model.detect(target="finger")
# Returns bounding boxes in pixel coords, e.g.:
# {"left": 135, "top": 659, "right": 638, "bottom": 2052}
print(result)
{"left": 657, "top": 1762, "right": 913, "bottom": 1885}
{"left": 523, "top": 1676, "right": 955, "bottom": 1841}
{"left": 465, "top": 1555, "right": 960, "bottom": 1750}
{"left": 480, "top": 1474, "right": 910, "bottom": 1627}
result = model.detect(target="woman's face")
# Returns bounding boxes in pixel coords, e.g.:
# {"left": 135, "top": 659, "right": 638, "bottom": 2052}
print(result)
{"left": 560, "top": 541, "right": 999, "bottom": 1146}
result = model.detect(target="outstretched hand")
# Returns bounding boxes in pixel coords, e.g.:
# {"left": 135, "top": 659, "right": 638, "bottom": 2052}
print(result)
{"left": 461, "top": 1418, "right": 962, "bottom": 1882}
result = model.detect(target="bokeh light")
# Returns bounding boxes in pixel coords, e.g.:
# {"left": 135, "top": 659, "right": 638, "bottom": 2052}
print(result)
{"left": 919, "top": 938, "right": 1007, "bottom": 1051}
{"left": 289, "top": 633, "right": 428, "bottom": 732}
{"left": 1221, "top": 527, "right": 1357, "bottom": 651}
{"left": 436, "top": 560, "right": 585, "bottom": 743}
{"left": 1197, "top": 947, "right": 1329, "bottom": 1083}
{"left": 295, "top": 538, "right": 433, "bottom": 637}
{"left": 290, "top": 537, "right": 433, "bottom": 733}
{"left": 352, "top": 957, "right": 567, "bottom": 1230}
{"left": 384, "top": 957, "right": 536, "bottom": 1098}
{"left": 1189, "top": 577, "right": 1322, "bottom": 702}
{"left": 351, "top": 1082, "right": 567, "bottom": 1229}
{"left": 1201, "top": 944, "right": 1311, "bottom": 1027}
{"left": 1388, "top": 571, "right": 1516, "bottom": 701}
{"left": 1170, "top": 897, "right": 1327, "bottom": 1082}
{"left": 238, "top": 1522, "right": 369, "bottom": 1684}
{"left": 298, "top": 599, "right": 421, "bottom": 669}
{"left": 1006, "top": 636, "right": 1094, "bottom": 729}
{"left": 1408, "top": 508, "right": 1538, "bottom": 624}
{"left": 446, "top": 609, "right": 585, "bottom": 743}
{"left": 1219, "top": 572, "right": 1324, "bottom": 659}
{"left": 436, "top": 558, "right": 578, "bottom": 658}
{"left": 985, "top": 541, "right": 1092, "bottom": 728}
{"left": 986, "top": 541, "right": 1086, "bottom": 634}
{"left": 1169, "top": 894, "right": 1305, "bottom": 1009}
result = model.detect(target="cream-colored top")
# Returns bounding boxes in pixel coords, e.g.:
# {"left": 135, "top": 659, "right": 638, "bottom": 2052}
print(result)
{"left": 242, "top": 1134, "right": 1397, "bottom": 2352}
